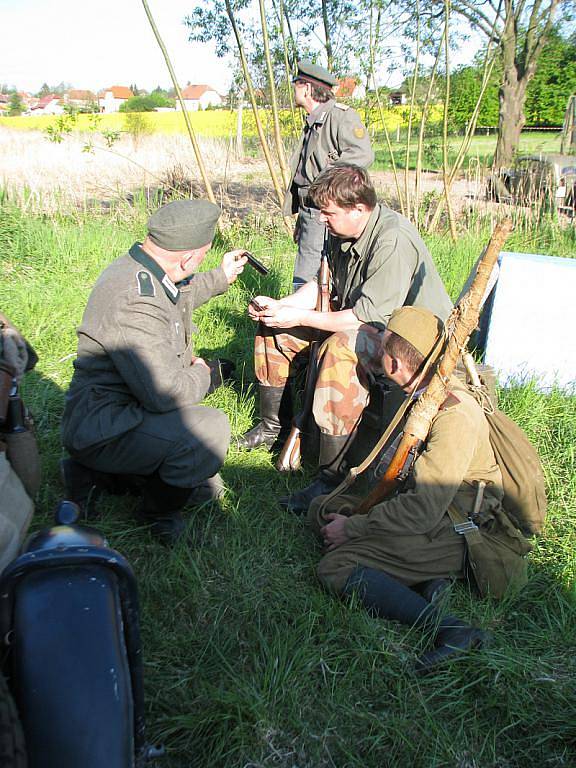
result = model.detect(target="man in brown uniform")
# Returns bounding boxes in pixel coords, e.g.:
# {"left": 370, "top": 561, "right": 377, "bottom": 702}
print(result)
{"left": 309, "top": 306, "right": 529, "bottom": 672}
{"left": 239, "top": 165, "right": 452, "bottom": 513}
{"left": 286, "top": 60, "right": 374, "bottom": 289}
{"left": 61, "top": 199, "right": 247, "bottom": 541}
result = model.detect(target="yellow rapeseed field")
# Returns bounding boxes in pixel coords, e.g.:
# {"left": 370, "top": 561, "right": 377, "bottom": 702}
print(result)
{"left": 0, "top": 106, "right": 441, "bottom": 138}
{"left": 0, "top": 110, "right": 239, "bottom": 137}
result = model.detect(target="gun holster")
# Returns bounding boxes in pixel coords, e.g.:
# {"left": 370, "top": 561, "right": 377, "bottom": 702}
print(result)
{"left": 0, "top": 502, "right": 163, "bottom": 768}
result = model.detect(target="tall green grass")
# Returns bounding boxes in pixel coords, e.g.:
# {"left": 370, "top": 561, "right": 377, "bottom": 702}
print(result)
{"left": 0, "top": 196, "right": 574, "bottom": 767}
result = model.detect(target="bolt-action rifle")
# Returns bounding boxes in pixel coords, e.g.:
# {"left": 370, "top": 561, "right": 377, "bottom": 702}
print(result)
{"left": 354, "top": 219, "right": 513, "bottom": 515}
{"left": 276, "top": 237, "right": 331, "bottom": 472}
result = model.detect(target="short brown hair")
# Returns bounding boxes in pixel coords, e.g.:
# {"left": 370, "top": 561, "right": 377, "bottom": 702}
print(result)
{"left": 383, "top": 331, "right": 425, "bottom": 374}
{"left": 310, "top": 83, "right": 334, "bottom": 103}
{"left": 309, "top": 164, "right": 377, "bottom": 210}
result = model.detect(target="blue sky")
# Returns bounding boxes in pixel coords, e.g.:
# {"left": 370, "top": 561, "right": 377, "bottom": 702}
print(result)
{"left": 2, "top": 0, "right": 234, "bottom": 94}
{"left": 2, "top": 0, "right": 482, "bottom": 96}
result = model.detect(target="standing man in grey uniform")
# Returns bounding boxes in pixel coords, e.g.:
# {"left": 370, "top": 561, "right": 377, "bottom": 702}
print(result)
{"left": 61, "top": 199, "right": 247, "bottom": 542}
{"left": 286, "top": 60, "right": 374, "bottom": 289}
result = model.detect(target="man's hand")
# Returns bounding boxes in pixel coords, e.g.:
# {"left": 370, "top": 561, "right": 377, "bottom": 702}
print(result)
{"left": 191, "top": 356, "right": 210, "bottom": 374}
{"left": 257, "top": 304, "right": 307, "bottom": 329}
{"left": 221, "top": 249, "right": 248, "bottom": 284}
{"left": 247, "top": 295, "right": 277, "bottom": 320}
{"left": 321, "top": 513, "right": 350, "bottom": 551}
{"left": 248, "top": 296, "right": 306, "bottom": 328}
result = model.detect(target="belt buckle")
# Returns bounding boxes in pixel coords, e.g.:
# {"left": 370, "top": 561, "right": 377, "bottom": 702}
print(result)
{"left": 454, "top": 520, "right": 479, "bottom": 534}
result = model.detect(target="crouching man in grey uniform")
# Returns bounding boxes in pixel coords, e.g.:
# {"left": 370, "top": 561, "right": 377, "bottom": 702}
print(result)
{"left": 61, "top": 199, "right": 247, "bottom": 542}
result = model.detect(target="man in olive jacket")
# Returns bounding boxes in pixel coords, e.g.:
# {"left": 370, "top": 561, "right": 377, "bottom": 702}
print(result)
{"left": 286, "top": 60, "right": 374, "bottom": 289}
{"left": 309, "top": 306, "right": 529, "bottom": 673}
{"left": 61, "top": 200, "right": 247, "bottom": 541}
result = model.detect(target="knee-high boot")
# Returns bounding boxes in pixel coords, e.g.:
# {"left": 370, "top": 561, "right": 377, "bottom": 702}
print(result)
{"left": 237, "top": 385, "right": 292, "bottom": 450}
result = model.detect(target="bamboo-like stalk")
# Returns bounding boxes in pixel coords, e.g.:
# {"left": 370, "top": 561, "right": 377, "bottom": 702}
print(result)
{"left": 259, "top": 0, "right": 290, "bottom": 189}
{"left": 224, "top": 0, "right": 288, "bottom": 216}
{"left": 427, "top": 15, "right": 500, "bottom": 232}
{"left": 274, "top": 0, "right": 299, "bottom": 135}
{"left": 404, "top": 0, "right": 421, "bottom": 222}
{"left": 442, "top": 0, "right": 458, "bottom": 241}
{"left": 369, "top": 1, "right": 405, "bottom": 215}
{"left": 414, "top": 29, "right": 443, "bottom": 223}
{"left": 140, "top": 0, "right": 216, "bottom": 204}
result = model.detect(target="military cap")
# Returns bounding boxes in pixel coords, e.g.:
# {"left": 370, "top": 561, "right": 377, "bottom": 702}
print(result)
{"left": 147, "top": 199, "right": 221, "bottom": 251}
{"left": 293, "top": 59, "right": 338, "bottom": 89}
{"left": 387, "top": 306, "right": 445, "bottom": 358}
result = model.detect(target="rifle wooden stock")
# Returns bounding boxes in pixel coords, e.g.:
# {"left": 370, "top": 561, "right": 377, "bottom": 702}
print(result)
{"left": 353, "top": 219, "right": 513, "bottom": 515}
{"left": 276, "top": 241, "right": 331, "bottom": 473}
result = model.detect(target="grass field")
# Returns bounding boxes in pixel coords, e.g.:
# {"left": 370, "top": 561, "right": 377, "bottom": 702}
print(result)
{"left": 0, "top": 196, "right": 575, "bottom": 767}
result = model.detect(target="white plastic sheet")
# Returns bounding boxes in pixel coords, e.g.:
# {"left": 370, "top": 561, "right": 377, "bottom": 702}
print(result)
{"left": 482, "top": 251, "right": 576, "bottom": 392}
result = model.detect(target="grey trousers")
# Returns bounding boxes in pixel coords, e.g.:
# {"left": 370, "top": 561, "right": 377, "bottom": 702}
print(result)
{"left": 70, "top": 405, "right": 230, "bottom": 489}
{"left": 293, "top": 204, "right": 326, "bottom": 288}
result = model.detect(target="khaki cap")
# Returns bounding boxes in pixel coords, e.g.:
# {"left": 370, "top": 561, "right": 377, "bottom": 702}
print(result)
{"left": 293, "top": 59, "right": 338, "bottom": 89}
{"left": 387, "top": 306, "right": 444, "bottom": 358}
{"left": 147, "top": 199, "right": 221, "bottom": 251}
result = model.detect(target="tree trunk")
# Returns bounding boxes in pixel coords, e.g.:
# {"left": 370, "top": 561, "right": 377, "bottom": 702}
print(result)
{"left": 494, "top": 69, "right": 528, "bottom": 168}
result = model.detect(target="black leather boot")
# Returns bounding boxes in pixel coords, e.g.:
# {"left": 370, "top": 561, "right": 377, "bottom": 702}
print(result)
{"left": 60, "top": 458, "right": 116, "bottom": 519}
{"left": 415, "top": 622, "right": 490, "bottom": 675}
{"left": 343, "top": 567, "right": 488, "bottom": 675}
{"left": 237, "top": 385, "right": 292, "bottom": 450}
{"left": 136, "top": 475, "right": 194, "bottom": 545}
{"left": 281, "top": 433, "right": 351, "bottom": 515}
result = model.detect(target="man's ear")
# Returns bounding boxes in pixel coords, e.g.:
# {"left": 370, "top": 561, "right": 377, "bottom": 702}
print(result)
{"left": 388, "top": 355, "right": 399, "bottom": 375}
{"left": 179, "top": 250, "right": 195, "bottom": 269}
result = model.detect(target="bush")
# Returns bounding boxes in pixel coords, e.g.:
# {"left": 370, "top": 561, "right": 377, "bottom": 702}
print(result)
{"left": 120, "top": 93, "right": 174, "bottom": 113}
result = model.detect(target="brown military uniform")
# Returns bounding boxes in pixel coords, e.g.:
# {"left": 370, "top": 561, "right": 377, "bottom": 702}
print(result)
{"left": 285, "top": 100, "right": 374, "bottom": 285}
{"left": 255, "top": 204, "right": 453, "bottom": 435}
{"left": 308, "top": 376, "right": 521, "bottom": 593}
{"left": 61, "top": 244, "right": 231, "bottom": 488}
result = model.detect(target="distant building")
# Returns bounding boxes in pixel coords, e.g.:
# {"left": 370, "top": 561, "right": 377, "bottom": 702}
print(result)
{"left": 178, "top": 84, "right": 223, "bottom": 111}
{"left": 388, "top": 90, "right": 407, "bottom": 106}
{"left": 65, "top": 89, "right": 98, "bottom": 111}
{"left": 335, "top": 77, "right": 366, "bottom": 100}
{"left": 31, "top": 94, "right": 65, "bottom": 115}
{"left": 98, "top": 86, "right": 134, "bottom": 113}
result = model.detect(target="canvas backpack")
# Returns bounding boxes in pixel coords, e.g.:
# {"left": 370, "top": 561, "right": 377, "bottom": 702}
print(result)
{"left": 467, "top": 380, "right": 547, "bottom": 538}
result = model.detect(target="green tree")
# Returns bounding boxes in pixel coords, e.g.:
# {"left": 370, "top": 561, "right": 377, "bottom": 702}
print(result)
{"left": 8, "top": 92, "right": 23, "bottom": 116}
{"left": 446, "top": 63, "right": 500, "bottom": 129}
{"left": 423, "top": 0, "right": 572, "bottom": 166}
{"left": 119, "top": 93, "right": 174, "bottom": 112}
{"left": 524, "top": 28, "right": 576, "bottom": 125}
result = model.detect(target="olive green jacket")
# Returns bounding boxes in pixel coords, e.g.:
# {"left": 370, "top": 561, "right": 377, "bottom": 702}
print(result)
{"left": 330, "top": 204, "right": 453, "bottom": 327}
{"left": 61, "top": 245, "right": 229, "bottom": 453}
{"left": 283, "top": 100, "right": 374, "bottom": 215}
{"left": 344, "top": 377, "right": 504, "bottom": 541}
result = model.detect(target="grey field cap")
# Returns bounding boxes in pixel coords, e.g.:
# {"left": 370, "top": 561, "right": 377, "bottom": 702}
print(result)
{"left": 147, "top": 199, "right": 221, "bottom": 251}
{"left": 293, "top": 59, "right": 338, "bottom": 88}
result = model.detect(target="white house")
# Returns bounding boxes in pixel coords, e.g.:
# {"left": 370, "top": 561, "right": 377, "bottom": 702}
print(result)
{"left": 98, "top": 86, "right": 134, "bottom": 113}
{"left": 178, "top": 85, "right": 222, "bottom": 111}
{"left": 31, "top": 94, "right": 65, "bottom": 115}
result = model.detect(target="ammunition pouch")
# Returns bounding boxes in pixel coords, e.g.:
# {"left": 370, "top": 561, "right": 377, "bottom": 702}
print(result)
{"left": 448, "top": 504, "right": 532, "bottom": 599}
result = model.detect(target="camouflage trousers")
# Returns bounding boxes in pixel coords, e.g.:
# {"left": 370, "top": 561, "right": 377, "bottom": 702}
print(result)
{"left": 254, "top": 324, "right": 383, "bottom": 436}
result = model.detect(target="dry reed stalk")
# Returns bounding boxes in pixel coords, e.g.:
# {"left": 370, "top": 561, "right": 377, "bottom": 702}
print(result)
{"left": 0, "top": 129, "right": 267, "bottom": 212}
